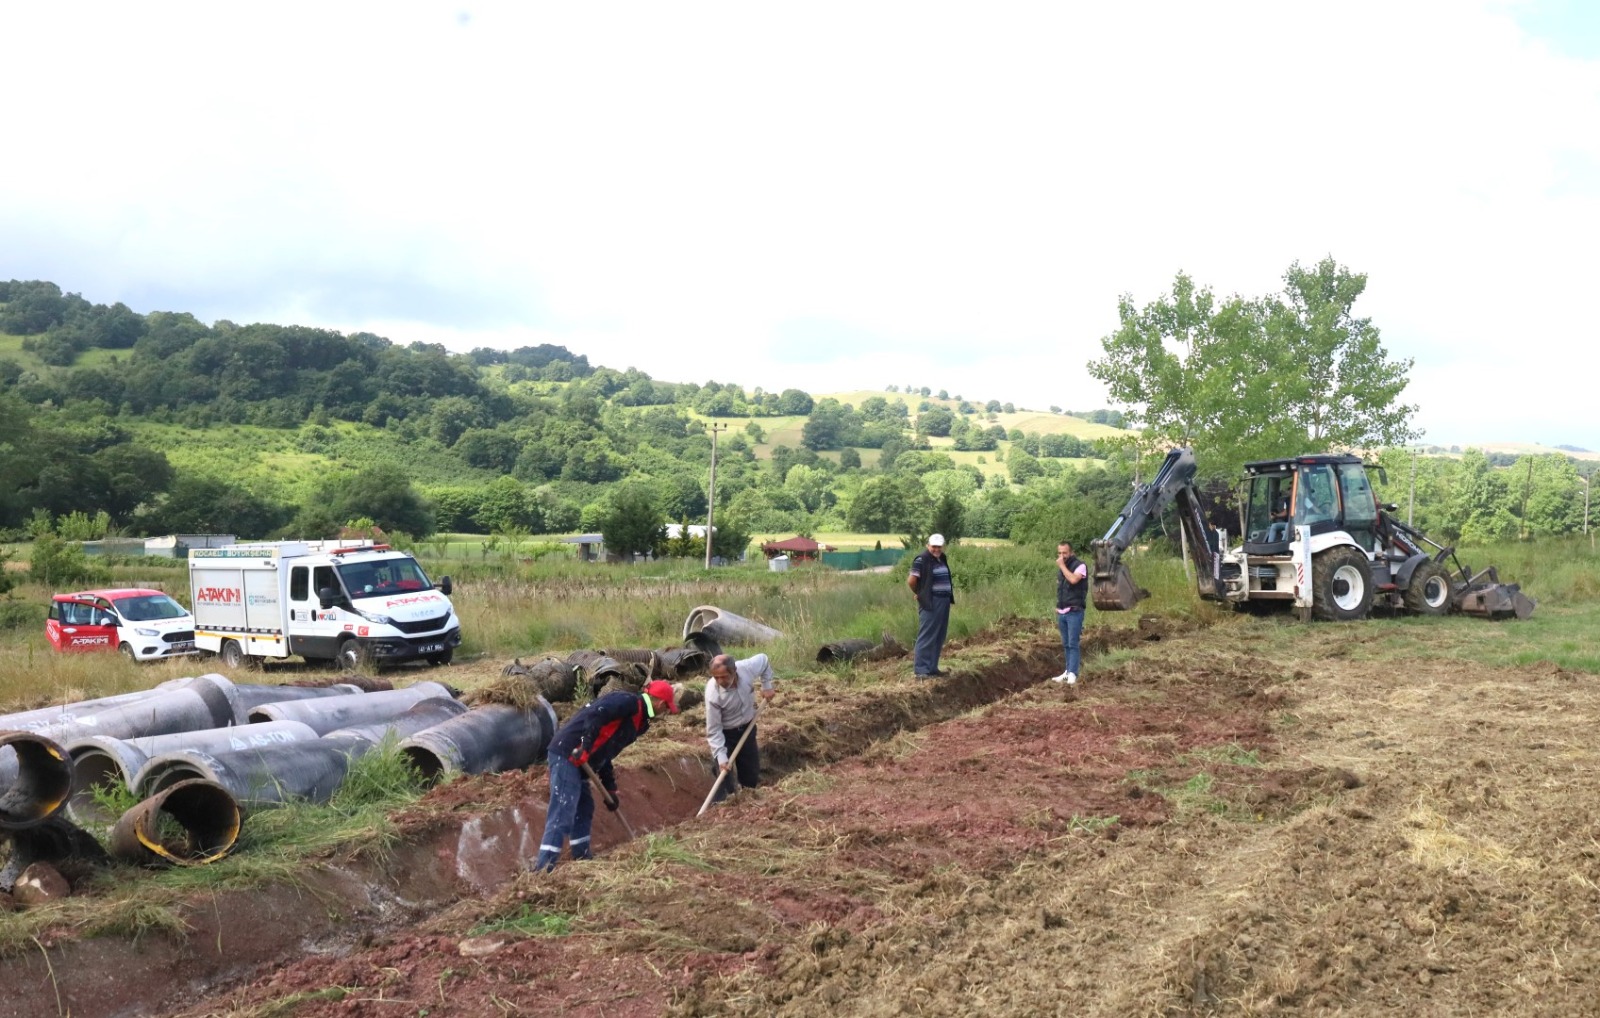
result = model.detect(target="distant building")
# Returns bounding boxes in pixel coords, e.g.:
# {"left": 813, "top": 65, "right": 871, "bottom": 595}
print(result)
{"left": 760, "top": 536, "right": 834, "bottom": 562}
{"left": 144, "top": 534, "right": 238, "bottom": 558}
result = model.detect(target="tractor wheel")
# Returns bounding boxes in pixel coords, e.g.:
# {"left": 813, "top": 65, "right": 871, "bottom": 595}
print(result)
{"left": 1404, "top": 559, "right": 1453, "bottom": 616}
{"left": 1312, "top": 546, "right": 1373, "bottom": 622}
{"left": 336, "top": 640, "right": 368, "bottom": 673}
{"left": 221, "top": 639, "right": 247, "bottom": 669}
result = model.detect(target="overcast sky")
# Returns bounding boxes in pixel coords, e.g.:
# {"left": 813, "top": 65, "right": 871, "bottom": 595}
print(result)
{"left": 3, "top": 1, "right": 1597, "bottom": 450}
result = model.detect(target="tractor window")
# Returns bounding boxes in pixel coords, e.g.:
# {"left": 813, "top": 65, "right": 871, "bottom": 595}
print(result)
{"left": 1245, "top": 474, "right": 1294, "bottom": 544}
{"left": 1298, "top": 465, "right": 1339, "bottom": 525}
{"left": 1339, "top": 464, "right": 1380, "bottom": 550}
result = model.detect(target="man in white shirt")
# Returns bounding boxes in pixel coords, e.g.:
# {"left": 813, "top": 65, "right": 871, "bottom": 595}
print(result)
{"left": 705, "top": 652, "right": 777, "bottom": 802}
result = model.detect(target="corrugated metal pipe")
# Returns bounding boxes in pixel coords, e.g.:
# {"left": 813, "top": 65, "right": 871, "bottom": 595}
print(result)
{"left": 399, "top": 699, "right": 558, "bottom": 782}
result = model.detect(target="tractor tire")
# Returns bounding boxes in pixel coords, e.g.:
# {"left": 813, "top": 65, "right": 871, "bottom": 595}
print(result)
{"left": 1312, "top": 546, "right": 1373, "bottom": 622}
{"left": 336, "top": 640, "right": 369, "bottom": 673}
{"left": 1404, "top": 559, "right": 1453, "bottom": 616}
{"left": 221, "top": 639, "right": 247, "bottom": 669}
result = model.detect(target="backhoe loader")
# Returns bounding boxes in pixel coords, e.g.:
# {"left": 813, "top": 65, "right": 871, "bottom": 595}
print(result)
{"left": 1090, "top": 448, "right": 1535, "bottom": 621}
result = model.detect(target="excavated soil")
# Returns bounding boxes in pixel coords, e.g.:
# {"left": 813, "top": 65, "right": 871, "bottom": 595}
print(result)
{"left": 8, "top": 614, "right": 1600, "bottom": 1017}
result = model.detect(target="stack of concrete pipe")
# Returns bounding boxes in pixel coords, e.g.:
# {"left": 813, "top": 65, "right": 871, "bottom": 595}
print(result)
{"left": 1, "top": 674, "right": 559, "bottom": 871}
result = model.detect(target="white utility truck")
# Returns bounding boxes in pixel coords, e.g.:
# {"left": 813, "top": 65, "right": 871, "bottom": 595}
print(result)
{"left": 189, "top": 541, "right": 461, "bottom": 670}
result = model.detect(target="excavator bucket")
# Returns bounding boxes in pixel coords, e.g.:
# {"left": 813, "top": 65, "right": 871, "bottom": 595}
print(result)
{"left": 1455, "top": 582, "right": 1536, "bottom": 620}
{"left": 1092, "top": 559, "right": 1147, "bottom": 612}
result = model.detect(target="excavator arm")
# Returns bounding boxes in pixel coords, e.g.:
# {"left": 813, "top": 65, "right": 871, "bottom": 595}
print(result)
{"left": 1091, "top": 447, "right": 1221, "bottom": 611}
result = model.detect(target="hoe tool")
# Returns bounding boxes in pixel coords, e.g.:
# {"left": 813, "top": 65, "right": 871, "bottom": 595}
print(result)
{"left": 579, "top": 760, "right": 636, "bottom": 840}
{"left": 697, "top": 702, "right": 763, "bottom": 817}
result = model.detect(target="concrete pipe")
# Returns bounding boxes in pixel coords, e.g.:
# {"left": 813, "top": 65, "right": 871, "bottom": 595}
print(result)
{"left": 0, "top": 814, "right": 109, "bottom": 892}
{"left": 245, "top": 681, "right": 456, "bottom": 734}
{"left": 321, "top": 696, "right": 468, "bottom": 745}
{"left": 0, "top": 676, "right": 192, "bottom": 732}
{"left": 816, "top": 638, "right": 878, "bottom": 664}
{"left": 109, "top": 778, "right": 241, "bottom": 867}
{"left": 230, "top": 682, "right": 366, "bottom": 722}
{"left": 0, "top": 733, "right": 73, "bottom": 830}
{"left": 64, "top": 720, "right": 321, "bottom": 824}
{"left": 133, "top": 738, "right": 370, "bottom": 808}
{"left": 399, "top": 699, "right": 558, "bottom": 783}
{"left": 682, "top": 604, "right": 783, "bottom": 647}
{"left": 19, "top": 674, "right": 238, "bottom": 746}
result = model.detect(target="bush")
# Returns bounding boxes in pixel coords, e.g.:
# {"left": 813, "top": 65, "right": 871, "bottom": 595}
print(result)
{"left": 29, "top": 535, "right": 112, "bottom": 588}
{"left": 0, "top": 598, "right": 42, "bottom": 631}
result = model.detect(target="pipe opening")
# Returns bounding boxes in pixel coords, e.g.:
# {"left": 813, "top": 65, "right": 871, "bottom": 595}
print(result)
{"left": 111, "top": 779, "right": 241, "bottom": 866}
{"left": 0, "top": 734, "right": 74, "bottom": 829}
{"left": 401, "top": 746, "right": 447, "bottom": 784}
{"left": 66, "top": 750, "right": 125, "bottom": 825}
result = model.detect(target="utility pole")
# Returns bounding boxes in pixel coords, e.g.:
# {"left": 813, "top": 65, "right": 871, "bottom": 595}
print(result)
{"left": 705, "top": 422, "right": 728, "bottom": 569}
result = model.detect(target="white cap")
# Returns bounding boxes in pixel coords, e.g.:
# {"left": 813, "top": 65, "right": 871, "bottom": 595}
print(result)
{"left": 928, "top": 533, "right": 945, "bottom": 546}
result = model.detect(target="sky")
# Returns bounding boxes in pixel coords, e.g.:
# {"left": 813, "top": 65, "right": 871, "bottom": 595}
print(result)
{"left": 3, "top": 1, "right": 1597, "bottom": 451}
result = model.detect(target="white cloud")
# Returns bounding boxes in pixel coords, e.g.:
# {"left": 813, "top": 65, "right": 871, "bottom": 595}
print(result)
{"left": 2, "top": 1, "right": 1597, "bottom": 449}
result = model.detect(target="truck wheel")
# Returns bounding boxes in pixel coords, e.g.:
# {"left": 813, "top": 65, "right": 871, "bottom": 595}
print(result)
{"left": 119, "top": 643, "right": 137, "bottom": 663}
{"left": 1312, "top": 546, "right": 1373, "bottom": 622}
{"left": 336, "top": 641, "right": 368, "bottom": 673}
{"left": 221, "top": 640, "right": 247, "bottom": 669}
{"left": 426, "top": 648, "right": 454, "bottom": 667}
{"left": 1404, "top": 560, "right": 1452, "bottom": 616}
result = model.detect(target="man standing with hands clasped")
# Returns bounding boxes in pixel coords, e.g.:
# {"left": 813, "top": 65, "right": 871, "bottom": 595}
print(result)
{"left": 907, "top": 533, "right": 954, "bottom": 679}
{"left": 705, "top": 653, "right": 777, "bottom": 803}
{"left": 1052, "top": 540, "right": 1088, "bottom": 684}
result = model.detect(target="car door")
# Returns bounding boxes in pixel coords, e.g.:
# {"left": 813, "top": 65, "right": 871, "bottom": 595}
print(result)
{"left": 49, "top": 598, "right": 117, "bottom": 652}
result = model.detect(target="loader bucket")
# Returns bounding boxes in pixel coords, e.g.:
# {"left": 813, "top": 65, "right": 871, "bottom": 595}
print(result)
{"left": 1092, "top": 563, "right": 1147, "bottom": 612}
{"left": 1455, "top": 582, "right": 1536, "bottom": 620}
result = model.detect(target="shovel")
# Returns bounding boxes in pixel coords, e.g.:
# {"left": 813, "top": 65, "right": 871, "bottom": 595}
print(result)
{"left": 697, "top": 702, "right": 763, "bottom": 817}
{"left": 579, "top": 760, "right": 636, "bottom": 840}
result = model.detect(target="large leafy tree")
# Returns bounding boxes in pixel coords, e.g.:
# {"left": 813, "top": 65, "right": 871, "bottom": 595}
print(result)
{"left": 1089, "top": 260, "right": 1417, "bottom": 478}
{"left": 600, "top": 481, "right": 665, "bottom": 557}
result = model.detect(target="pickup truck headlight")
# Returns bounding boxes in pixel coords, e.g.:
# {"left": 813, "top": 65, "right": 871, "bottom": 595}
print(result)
{"left": 135, "top": 628, "right": 160, "bottom": 637}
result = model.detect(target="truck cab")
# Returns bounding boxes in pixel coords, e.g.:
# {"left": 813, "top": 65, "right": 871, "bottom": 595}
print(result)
{"left": 46, "top": 588, "right": 198, "bottom": 662}
{"left": 190, "top": 541, "right": 461, "bottom": 670}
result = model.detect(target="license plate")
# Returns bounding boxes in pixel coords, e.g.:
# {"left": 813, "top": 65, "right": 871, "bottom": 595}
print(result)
{"left": 419, "top": 643, "right": 442, "bottom": 654}
{"left": 172, "top": 642, "right": 196, "bottom": 652}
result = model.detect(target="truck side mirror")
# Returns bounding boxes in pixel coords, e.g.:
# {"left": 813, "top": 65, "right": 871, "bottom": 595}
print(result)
{"left": 317, "top": 586, "right": 339, "bottom": 609}
{"left": 439, "top": 576, "right": 453, "bottom": 596}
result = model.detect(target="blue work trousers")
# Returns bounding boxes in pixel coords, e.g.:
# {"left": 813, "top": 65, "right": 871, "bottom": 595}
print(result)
{"left": 915, "top": 600, "right": 951, "bottom": 675}
{"left": 1056, "top": 608, "right": 1084, "bottom": 676}
{"left": 533, "top": 754, "right": 595, "bottom": 872}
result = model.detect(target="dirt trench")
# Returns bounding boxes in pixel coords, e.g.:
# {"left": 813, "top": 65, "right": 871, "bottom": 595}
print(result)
{"left": 0, "top": 623, "right": 1121, "bottom": 1018}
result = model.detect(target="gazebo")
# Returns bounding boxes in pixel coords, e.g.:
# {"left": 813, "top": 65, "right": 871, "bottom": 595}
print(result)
{"left": 760, "top": 536, "right": 835, "bottom": 562}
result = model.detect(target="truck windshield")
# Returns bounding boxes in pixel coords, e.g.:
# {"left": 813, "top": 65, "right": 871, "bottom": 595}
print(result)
{"left": 114, "top": 594, "right": 190, "bottom": 622}
{"left": 337, "top": 558, "right": 432, "bottom": 597}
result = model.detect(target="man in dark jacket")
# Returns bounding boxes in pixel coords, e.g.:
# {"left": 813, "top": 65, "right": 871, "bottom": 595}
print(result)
{"left": 533, "top": 679, "right": 678, "bottom": 872}
{"left": 1052, "top": 540, "right": 1088, "bottom": 684}
{"left": 907, "top": 533, "right": 954, "bottom": 678}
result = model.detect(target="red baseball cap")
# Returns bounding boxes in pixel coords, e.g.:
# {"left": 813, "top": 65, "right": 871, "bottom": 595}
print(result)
{"left": 643, "top": 680, "right": 679, "bottom": 714}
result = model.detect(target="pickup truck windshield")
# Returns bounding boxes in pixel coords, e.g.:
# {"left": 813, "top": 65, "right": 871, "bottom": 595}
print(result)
{"left": 337, "top": 558, "right": 432, "bottom": 597}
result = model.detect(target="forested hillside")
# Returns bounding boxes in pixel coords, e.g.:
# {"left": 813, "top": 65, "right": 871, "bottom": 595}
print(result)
{"left": 0, "top": 280, "right": 1591, "bottom": 557}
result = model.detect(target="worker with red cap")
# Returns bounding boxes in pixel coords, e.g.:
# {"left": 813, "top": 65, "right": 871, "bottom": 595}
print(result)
{"left": 534, "top": 679, "right": 677, "bottom": 872}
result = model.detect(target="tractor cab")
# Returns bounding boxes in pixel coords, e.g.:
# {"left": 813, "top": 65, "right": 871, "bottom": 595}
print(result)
{"left": 1241, "top": 454, "right": 1382, "bottom": 556}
